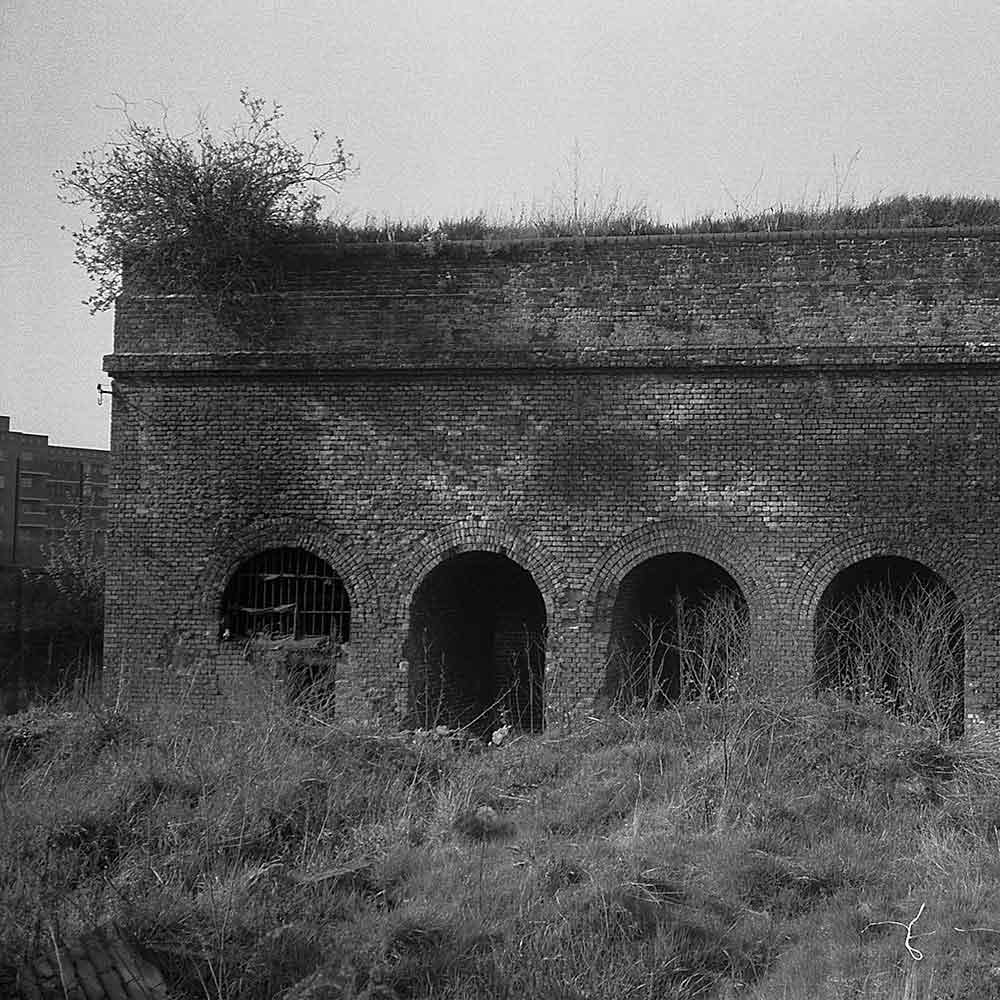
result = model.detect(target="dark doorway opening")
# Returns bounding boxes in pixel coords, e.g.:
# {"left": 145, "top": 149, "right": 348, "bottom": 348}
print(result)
{"left": 405, "top": 552, "right": 546, "bottom": 734}
{"left": 606, "top": 553, "right": 749, "bottom": 708}
{"left": 815, "top": 556, "right": 964, "bottom": 735}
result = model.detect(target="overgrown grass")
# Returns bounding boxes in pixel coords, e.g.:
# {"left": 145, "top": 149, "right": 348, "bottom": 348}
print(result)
{"left": 2, "top": 677, "right": 999, "bottom": 998}
{"left": 313, "top": 194, "right": 1000, "bottom": 246}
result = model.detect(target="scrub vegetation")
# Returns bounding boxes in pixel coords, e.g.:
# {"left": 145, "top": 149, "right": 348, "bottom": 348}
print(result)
{"left": 2, "top": 659, "right": 999, "bottom": 999}
{"left": 324, "top": 192, "right": 1000, "bottom": 246}
{"left": 56, "top": 92, "right": 352, "bottom": 320}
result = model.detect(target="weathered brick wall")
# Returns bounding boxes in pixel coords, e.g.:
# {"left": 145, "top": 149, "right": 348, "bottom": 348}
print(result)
{"left": 104, "top": 229, "right": 1000, "bottom": 723}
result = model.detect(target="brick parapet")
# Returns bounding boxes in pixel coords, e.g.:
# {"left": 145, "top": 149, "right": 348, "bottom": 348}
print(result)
{"left": 112, "top": 229, "right": 1000, "bottom": 357}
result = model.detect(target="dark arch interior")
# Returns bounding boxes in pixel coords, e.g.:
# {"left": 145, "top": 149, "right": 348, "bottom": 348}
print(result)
{"left": 815, "top": 556, "right": 964, "bottom": 733}
{"left": 405, "top": 551, "right": 546, "bottom": 733}
{"left": 606, "top": 553, "right": 748, "bottom": 706}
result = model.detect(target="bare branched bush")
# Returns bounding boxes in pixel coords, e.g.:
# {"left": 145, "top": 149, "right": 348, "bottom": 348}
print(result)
{"left": 501, "top": 626, "right": 546, "bottom": 732}
{"left": 816, "top": 579, "right": 964, "bottom": 737}
{"left": 612, "top": 590, "right": 751, "bottom": 712}
{"left": 410, "top": 626, "right": 546, "bottom": 736}
{"left": 411, "top": 629, "right": 450, "bottom": 731}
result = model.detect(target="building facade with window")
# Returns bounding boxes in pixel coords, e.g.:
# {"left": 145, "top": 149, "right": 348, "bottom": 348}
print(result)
{"left": 0, "top": 415, "right": 110, "bottom": 571}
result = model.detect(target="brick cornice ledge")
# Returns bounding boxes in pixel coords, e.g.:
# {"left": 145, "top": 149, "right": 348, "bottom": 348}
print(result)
{"left": 103, "top": 343, "right": 1000, "bottom": 376}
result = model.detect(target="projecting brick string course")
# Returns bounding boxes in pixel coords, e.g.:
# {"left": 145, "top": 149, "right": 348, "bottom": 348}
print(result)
{"left": 104, "top": 229, "right": 1000, "bottom": 724}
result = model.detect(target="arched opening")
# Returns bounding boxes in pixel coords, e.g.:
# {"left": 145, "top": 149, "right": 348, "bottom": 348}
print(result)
{"left": 606, "top": 553, "right": 749, "bottom": 708}
{"left": 404, "top": 551, "right": 546, "bottom": 734}
{"left": 815, "top": 556, "right": 964, "bottom": 735}
{"left": 220, "top": 547, "right": 351, "bottom": 709}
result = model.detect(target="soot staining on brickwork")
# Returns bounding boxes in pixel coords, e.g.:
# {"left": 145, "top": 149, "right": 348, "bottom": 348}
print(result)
{"left": 404, "top": 552, "right": 546, "bottom": 734}
{"left": 815, "top": 556, "right": 964, "bottom": 733}
{"left": 605, "top": 554, "right": 749, "bottom": 707}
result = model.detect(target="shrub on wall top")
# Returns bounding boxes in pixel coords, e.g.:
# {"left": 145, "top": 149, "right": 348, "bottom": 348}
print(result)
{"left": 57, "top": 92, "right": 352, "bottom": 324}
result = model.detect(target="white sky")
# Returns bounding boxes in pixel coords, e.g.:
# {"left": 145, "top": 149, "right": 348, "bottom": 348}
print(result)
{"left": 2, "top": 0, "right": 998, "bottom": 449}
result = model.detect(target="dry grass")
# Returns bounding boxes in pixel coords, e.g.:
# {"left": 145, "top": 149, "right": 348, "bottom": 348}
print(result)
{"left": 312, "top": 194, "right": 1000, "bottom": 246}
{"left": 2, "top": 674, "right": 999, "bottom": 998}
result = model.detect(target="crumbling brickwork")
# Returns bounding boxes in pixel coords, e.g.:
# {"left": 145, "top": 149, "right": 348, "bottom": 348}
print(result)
{"left": 103, "top": 228, "right": 1000, "bottom": 724}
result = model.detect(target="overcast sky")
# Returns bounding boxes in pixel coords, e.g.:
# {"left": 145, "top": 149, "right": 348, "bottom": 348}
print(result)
{"left": 2, "top": 0, "right": 998, "bottom": 450}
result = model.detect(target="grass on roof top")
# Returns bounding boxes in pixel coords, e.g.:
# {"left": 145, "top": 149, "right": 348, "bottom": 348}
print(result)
{"left": 314, "top": 193, "right": 1000, "bottom": 244}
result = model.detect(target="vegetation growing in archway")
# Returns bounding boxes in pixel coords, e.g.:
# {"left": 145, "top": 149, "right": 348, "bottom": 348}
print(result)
{"left": 815, "top": 556, "right": 964, "bottom": 736}
{"left": 607, "top": 554, "right": 751, "bottom": 710}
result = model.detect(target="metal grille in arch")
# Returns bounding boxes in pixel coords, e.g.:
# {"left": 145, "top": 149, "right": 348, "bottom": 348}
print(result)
{"left": 221, "top": 547, "right": 350, "bottom": 641}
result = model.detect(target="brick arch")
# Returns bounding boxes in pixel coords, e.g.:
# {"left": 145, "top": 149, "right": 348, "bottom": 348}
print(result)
{"left": 198, "top": 517, "right": 379, "bottom": 633}
{"left": 391, "top": 521, "right": 569, "bottom": 633}
{"left": 582, "top": 522, "right": 778, "bottom": 630}
{"left": 790, "top": 529, "right": 982, "bottom": 631}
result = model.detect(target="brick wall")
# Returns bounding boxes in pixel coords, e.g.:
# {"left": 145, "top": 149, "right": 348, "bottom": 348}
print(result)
{"left": 104, "top": 228, "right": 1000, "bottom": 724}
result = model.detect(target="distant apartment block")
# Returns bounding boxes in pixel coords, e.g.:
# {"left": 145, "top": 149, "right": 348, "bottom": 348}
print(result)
{"left": 0, "top": 415, "right": 110, "bottom": 570}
